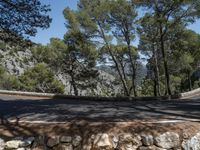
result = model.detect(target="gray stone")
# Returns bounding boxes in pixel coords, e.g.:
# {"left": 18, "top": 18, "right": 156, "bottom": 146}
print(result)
{"left": 141, "top": 134, "right": 154, "bottom": 146}
{"left": 6, "top": 140, "right": 24, "bottom": 149}
{"left": 60, "top": 136, "right": 72, "bottom": 143}
{"left": 138, "top": 145, "right": 167, "bottom": 150}
{"left": 182, "top": 132, "right": 200, "bottom": 150}
{"left": 72, "top": 135, "right": 82, "bottom": 147}
{"left": 112, "top": 135, "right": 119, "bottom": 148}
{"left": 47, "top": 136, "right": 60, "bottom": 147}
{"left": 0, "top": 138, "right": 5, "bottom": 150}
{"left": 155, "top": 132, "right": 180, "bottom": 149}
{"left": 17, "top": 148, "right": 26, "bottom": 150}
{"left": 93, "top": 133, "right": 112, "bottom": 149}
{"left": 118, "top": 133, "right": 142, "bottom": 150}
{"left": 14, "top": 137, "right": 24, "bottom": 140}
{"left": 20, "top": 137, "right": 34, "bottom": 147}
{"left": 53, "top": 144, "right": 73, "bottom": 150}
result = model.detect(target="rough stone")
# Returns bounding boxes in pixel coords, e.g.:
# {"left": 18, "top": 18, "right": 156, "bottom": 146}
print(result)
{"left": 118, "top": 133, "right": 142, "bottom": 150}
{"left": 182, "top": 132, "right": 200, "bottom": 150}
{"left": 53, "top": 144, "right": 73, "bottom": 150}
{"left": 138, "top": 145, "right": 167, "bottom": 150}
{"left": 21, "top": 137, "right": 35, "bottom": 147}
{"left": 14, "top": 137, "right": 24, "bottom": 140}
{"left": 31, "top": 146, "right": 44, "bottom": 150}
{"left": 5, "top": 140, "right": 24, "bottom": 149}
{"left": 93, "top": 133, "right": 112, "bottom": 149}
{"left": 60, "top": 136, "right": 72, "bottom": 143}
{"left": 47, "top": 136, "right": 60, "bottom": 147}
{"left": 112, "top": 135, "right": 119, "bottom": 148}
{"left": 16, "top": 148, "right": 26, "bottom": 150}
{"left": 141, "top": 134, "right": 154, "bottom": 146}
{"left": 0, "top": 138, "right": 5, "bottom": 150}
{"left": 72, "top": 135, "right": 82, "bottom": 147}
{"left": 155, "top": 132, "right": 180, "bottom": 149}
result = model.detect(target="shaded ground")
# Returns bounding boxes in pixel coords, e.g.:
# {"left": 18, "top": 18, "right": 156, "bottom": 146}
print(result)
{"left": 0, "top": 94, "right": 199, "bottom": 122}
{"left": 1, "top": 121, "right": 200, "bottom": 139}
{"left": 0, "top": 94, "right": 200, "bottom": 139}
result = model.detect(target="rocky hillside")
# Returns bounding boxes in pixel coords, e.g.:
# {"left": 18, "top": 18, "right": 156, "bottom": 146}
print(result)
{"left": 0, "top": 43, "right": 122, "bottom": 96}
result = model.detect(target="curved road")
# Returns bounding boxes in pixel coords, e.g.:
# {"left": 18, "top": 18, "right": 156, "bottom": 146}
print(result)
{"left": 0, "top": 94, "right": 200, "bottom": 123}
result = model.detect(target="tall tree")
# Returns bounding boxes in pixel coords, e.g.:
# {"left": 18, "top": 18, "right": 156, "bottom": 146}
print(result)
{"left": 138, "top": 0, "right": 200, "bottom": 95}
{"left": 109, "top": 0, "right": 138, "bottom": 96}
{"left": 138, "top": 14, "right": 161, "bottom": 96}
{"left": 75, "top": 0, "right": 131, "bottom": 96}
{"left": 63, "top": 8, "right": 98, "bottom": 96}
{"left": 65, "top": 0, "right": 140, "bottom": 96}
{"left": 99, "top": 44, "right": 138, "bottom": 96}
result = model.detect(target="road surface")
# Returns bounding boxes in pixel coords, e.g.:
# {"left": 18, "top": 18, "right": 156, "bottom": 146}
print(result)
{"left": 0, "top": 94, "right": 199, "bottom": 123}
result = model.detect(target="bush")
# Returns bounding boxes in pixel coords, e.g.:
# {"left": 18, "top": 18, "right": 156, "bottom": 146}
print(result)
{"left": 19, "top": 63, "right": 65, "bottom": 94}
{"left": 0, "top": 65, "right": 21, "bottom": 90}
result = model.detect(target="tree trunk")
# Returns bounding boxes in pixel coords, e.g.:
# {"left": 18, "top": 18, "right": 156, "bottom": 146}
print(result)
{"left": 71, "top": 73, "right": 78, "bottom": 96}
{"left": 153, "top": 79, "right": 157, "bottom": 96}
{"left": 127, "top": 42, "right": 137, "bottom": 97}
{"left": 159, "top": 24, "right": 172, "bottom": 96}
{"left": 188, "top": 72, "right": 192, "bottom": 91}
{"left": 153, "top": 46, "right": 161, "bottom": 96}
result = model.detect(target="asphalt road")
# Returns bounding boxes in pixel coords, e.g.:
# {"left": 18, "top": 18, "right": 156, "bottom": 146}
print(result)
{"left": 0, "top": 94, "right": 200, "bottom": 123}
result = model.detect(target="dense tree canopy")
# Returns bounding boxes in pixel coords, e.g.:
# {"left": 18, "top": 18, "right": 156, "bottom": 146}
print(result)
{"left": 0, "top": 0, "right": 51, "bottom": 42}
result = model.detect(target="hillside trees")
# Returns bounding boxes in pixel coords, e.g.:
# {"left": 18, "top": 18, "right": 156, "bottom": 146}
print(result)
{"left": 0, "top": 0, "right": 51, "bottom": 43}
{"left": 31, "top": 37, "right": 99, "bottom": 96}
{"left": 64, "top": 0, "right": 140, "bottom": 96}
{"left": 138, "top": 0, "right": 200, "bottom": 95}
{"left": 138, "top": 14, "right": 161, "bottom": 96}
{"left": 171, "top": 29, "right": 200, "bottom": 91}
{"left": 19, "top": 63, "right": 65, "bottom": 93}
{"left": 109, "top": 0, "right": 138, "bottom": 96}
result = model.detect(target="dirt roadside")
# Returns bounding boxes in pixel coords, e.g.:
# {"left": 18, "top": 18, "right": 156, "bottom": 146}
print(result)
{"left": 0, "top": 120, "right": 200, "bottom": 140}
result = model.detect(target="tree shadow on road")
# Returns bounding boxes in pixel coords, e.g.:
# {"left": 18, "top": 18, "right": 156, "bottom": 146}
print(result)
{"left": 0, "top": 97, "right": 200, "bottom": 139}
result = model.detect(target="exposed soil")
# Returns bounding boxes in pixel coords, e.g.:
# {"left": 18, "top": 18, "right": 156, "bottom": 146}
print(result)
{"left": 0, "top": 120, "right": 200, "bottom": 140}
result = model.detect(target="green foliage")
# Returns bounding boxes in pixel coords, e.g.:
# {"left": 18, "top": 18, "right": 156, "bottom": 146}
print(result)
{"left": 19, "top": 63, "right": 65, "bottom": 94}
{"left": 0, "top": 65, "right": 21, "bottom": 90}
{"left": 0, "top": 0, "right": 51, "bottom": 43}
{"left": 139, "top": 78, "right": 154, "bottom": 96}
{"left": 194, "top": 79, "right": 200, "bottom": 89}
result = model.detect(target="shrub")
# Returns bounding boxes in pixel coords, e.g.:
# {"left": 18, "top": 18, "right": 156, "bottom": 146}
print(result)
{"left": 19, "top": 63, "right": 65, "bottom": 94}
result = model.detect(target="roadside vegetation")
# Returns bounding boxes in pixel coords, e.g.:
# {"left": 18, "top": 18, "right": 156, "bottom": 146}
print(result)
{"left": 0, "top": 0, "right": 200, "bottom": 96}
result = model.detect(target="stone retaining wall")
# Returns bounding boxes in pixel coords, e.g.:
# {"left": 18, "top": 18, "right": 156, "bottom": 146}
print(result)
{"left": 0, "top": 131, "right": 200, "bottom": 150}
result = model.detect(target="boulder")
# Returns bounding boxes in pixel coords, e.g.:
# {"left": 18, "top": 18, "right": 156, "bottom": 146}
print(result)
{"left": 182, "top": 132, "right": 200, "bottom": 150}
{"left": 60, "top": 136, "right": 72, "bottom": 143}
{"left": 93, "top": 133, "right": 113, "bottom": 149}
{"left": 5, "top": 140, "right": 24, "bottom": 149}
{"left": 53, "top": 144, "right": 73, "bottom": 150}
{"left": 72, "top": 135, "right": 82, "bottom": 147}
{"left": 138, "top": 145, "right": 167, "bottom": 150}
{"left": 47, "top": 136, "right": 60, "bottom": 147}
{"left": 141, "top": 134, "right": 154, "bottom": 146}
{"left": 118, "top": 133, "right": 142, "bottom": 150}
{"left": 21, "top": 137, "right": 35, "bottom": 147}
{"left": 16, "top": 148, "right": 26, "bottom": 150}
{"left": 112, "top": 135, "right": 119, "bottom": 148}
{"left": 0, "top": 138, "right": 5, "bottom": 150}
{"left": 155, "top": 132, "right": 180, "bottom": 149}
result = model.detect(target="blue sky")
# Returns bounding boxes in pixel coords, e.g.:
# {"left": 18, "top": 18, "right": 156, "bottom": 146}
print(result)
{"left": 30, "top": 0, "right": 200, "bottom": 45}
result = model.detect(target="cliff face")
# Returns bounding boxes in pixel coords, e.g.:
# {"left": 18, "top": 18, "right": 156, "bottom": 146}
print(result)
{"left": 0, "top": 45, "right": 122, "bottom": 96}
